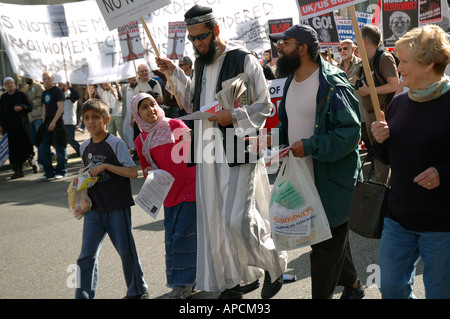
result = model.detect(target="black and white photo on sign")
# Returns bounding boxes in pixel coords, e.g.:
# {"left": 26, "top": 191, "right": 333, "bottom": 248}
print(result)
{"left": 308, "top": 12, "right": 340, "bottom": 47}
{"left": 382, "top": 0, "right": 419, "bottom": 48}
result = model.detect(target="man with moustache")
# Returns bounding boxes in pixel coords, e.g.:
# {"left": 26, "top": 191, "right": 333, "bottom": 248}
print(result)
{"left": 268, "top": 25, "right": 364, "bottom": 299}
{"left": 156, "top": 5, "right": 287, "bottom": 299}
{"left": 337, "top": 39, "right": 369, "bottom": 151}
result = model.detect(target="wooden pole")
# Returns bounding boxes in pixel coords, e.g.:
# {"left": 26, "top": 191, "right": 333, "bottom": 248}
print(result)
{"left": 140, "top": 17, "right": 184, "bottom": 110}
{"left": 348, "top": 6, "right": 382, "bottom": 121}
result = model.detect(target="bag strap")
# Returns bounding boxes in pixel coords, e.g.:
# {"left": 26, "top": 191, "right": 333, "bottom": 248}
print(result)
{"left": 358, "top": 149, "right": 389, "bottom": 185}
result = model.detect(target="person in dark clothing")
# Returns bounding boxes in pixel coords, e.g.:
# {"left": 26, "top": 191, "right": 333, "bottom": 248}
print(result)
{"left": 371, "top": 25, "right": 450, "bottom": 299}
{"left": 0, "top": 77, "right": 34, "bottom": 179}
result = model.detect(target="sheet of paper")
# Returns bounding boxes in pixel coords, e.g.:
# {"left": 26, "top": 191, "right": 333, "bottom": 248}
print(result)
{"left": 135, "top": 169, "right": 175, "bottom": 219}
{"left": 179, "top": 111, "right": 215, "bottom": 120}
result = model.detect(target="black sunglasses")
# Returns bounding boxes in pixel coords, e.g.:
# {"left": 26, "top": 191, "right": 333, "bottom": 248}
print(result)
{"left": 188, "top": 29, "right": 213, "bottom": 42}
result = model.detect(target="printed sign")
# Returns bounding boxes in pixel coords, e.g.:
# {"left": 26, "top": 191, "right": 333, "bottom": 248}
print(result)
{"left": 96, "top": 0, "right": 170, "bottom": 30}
{"left": 296, "top": 0, "right": 367, "bottom": 19}
{"left": 118, "top": 20, "right": 145, "bottom": 62}
{"left": 167, "top": 21, "right": 186, "bottom": 60}
{"left": 382, "top": 0, "right": 419, "bottom": 48}
{"left": 268, "top": 18, "right": 293, "bottom": 60}
{"left": 308, "top": 12, "right": 340, "bottom": 47}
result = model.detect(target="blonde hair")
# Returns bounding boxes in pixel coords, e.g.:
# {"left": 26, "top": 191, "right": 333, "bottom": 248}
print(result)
{"left": 395, "top": 25, "right": 450, "bottom": 75}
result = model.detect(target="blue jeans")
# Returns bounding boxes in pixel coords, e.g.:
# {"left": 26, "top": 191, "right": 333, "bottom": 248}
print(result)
{"left": 29, "top": 119, "right": 43, "bottom": 165}
{"left": 75, "top": 208, "right": 148, "bottom": 299}
{"left": 38, "top": 122, "right": 67, "bottom": 177}
{"left": 379, "top": 217, "right": 450, "bottom": 299}
{"left": 164, "top": 201, "right": 197, "bottom": 288}
{"left": 64, "top": 125, "right": 80, "bottom": 157}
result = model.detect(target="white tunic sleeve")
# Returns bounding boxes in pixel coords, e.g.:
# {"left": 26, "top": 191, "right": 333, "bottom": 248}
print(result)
{"left": 231, "top": 54, "right": 272, "bottom": 134}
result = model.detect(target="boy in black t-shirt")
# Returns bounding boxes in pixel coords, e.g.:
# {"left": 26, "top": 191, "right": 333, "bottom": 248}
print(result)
{"left": 75, "top": 99, "right": 148, "bottom": 299}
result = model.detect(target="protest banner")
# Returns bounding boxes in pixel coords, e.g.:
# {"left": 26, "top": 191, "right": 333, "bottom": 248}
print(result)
{"left": 0, "top": 2, "right": 143, "bottom": 84}
{"left": 0, "top": 1, "right": 300, "bottom": 85}
{"left": 382, "top": 0, "right": 419, "bottom": 48}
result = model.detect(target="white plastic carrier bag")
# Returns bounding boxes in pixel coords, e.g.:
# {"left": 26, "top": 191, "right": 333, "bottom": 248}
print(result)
{"left": 269, "top": 151, "right": 332, "bottom": 250}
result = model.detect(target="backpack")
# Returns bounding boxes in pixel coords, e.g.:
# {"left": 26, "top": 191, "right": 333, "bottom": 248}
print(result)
{"left": 371, "top": 46, "right": 399, "bottom": 105}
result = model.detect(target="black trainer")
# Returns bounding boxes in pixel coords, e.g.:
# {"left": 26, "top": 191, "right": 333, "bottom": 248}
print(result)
{"left": 218, "top": 285, "right": 243, "bottom": 299}
{"left": 261, "top": 271, "right": 283, "bottom": 299}
{"left": 241, "top": 279, "right": 260, "bottom": 294}
{"left": 340, "top": 280, "right": 365, "bottom": 299}
{"left": 123, "top": 291, "right": 149, "bottom": 299}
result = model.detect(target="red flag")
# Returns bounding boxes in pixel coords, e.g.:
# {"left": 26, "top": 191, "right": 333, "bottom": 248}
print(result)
{"left": 372, "top": 0, "right": 381, "bottom": 26}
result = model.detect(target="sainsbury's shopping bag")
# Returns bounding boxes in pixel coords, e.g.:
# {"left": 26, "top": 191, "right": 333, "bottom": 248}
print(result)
{"left": 0, "top": 133, "right": 9, "bottom": 167}
{"left": 269, "top": 151, "right": 332, "bottom": 250}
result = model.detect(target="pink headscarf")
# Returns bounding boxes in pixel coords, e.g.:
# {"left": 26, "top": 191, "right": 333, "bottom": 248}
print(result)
{"left": 131, "top": 93, "right": 175, "bottom": 167}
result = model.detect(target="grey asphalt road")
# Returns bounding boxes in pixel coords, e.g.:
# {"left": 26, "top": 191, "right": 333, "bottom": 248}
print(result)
{"left": 0, "top": 130, "right": 425, "bottom": 302}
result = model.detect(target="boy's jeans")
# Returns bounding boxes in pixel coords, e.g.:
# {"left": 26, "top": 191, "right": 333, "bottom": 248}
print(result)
{"left": 379, "top": 217, "right": 450, "bottom": 299}
{"left": 75, "top": 208, "right": 147, "bottom": 299}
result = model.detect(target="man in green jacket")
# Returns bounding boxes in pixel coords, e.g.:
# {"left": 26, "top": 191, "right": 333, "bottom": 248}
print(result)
{"left": 268, "top": 25, "right": 364, "bottom": 299}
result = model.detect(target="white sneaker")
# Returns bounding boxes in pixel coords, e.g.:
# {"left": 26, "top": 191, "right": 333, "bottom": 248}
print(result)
{"left": 38, "top": 175, "right": 53, "bottom": 181}
{"left": 55, "top": 174, "right": 65, "bottom": 179}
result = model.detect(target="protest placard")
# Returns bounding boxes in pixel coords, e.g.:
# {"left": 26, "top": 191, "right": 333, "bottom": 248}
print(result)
{"left": 296, "top": 0, "right": 366, "bottom": 19}
{"left": 382, "top": 0, "right": 419, "bottom": 48}
{"left": 167, "top": 21, "right": 186, "bottom": 60}
{"left": 96, "top": 0, "right": 170, "bottom": 31}
{"left": 420, "top": 0, "right": 443, "bottom": 25}
{"left": 118, "top": 20, "right": 144, "bottom": 62}
{"left": 268, "top": 18, "right": 293, "bottom": 60}
{"left": 308, "top": 12, "right": 340, "bottom": 47}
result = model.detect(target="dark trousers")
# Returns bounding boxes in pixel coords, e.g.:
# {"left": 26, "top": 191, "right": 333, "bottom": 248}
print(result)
{"left": 310, "top": 222, "right": 357, "bottom": 299}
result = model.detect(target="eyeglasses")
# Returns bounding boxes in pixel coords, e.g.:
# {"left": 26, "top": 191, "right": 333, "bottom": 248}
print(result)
{"left": 276, "top": 39, "right": 302, "bottom": 46}
{"left": 338, "top": 47, "right": 350, "bottom": 52}
{"left": 187, "top": 29, "right": 213, "bottom": 42}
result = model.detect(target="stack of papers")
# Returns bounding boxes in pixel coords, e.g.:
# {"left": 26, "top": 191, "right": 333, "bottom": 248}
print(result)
{"left": 215, "top": 73, "right": 249, "bottom": 110}
{"left": 179, "top": 73, "right": 249, "bottom": 121}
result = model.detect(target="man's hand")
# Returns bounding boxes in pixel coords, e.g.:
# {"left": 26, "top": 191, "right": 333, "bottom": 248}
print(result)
{"left": 245, "top": 135, "right": 272, "bottom": 155}
{"left": 156, "top": 57, "right": 176, "bottom": 76}
{"left": 356, "top": 80, "right": 370, "bottom": 96}
{"left": 48, "top": 122, "right": 56, "bottom": 132}
{"left": 208, "top": 110, "right": 232, "bottom": 127}
{"left": 291, "top": 140, "right": 305, "bottom": 158}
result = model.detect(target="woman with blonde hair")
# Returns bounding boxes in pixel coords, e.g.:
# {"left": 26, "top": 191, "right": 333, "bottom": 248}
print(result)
{"left": 371, "top": 25, "right": 450, "bottom": 299}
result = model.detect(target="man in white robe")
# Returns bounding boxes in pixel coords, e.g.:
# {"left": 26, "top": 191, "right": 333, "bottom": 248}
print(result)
{"left": 156, "top": 5, "right": 287, "bottom": 299}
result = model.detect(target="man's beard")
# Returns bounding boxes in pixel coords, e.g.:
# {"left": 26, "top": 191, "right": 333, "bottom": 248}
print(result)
{"left": 194, "top": 36, "right": 220, "bottom": 65}
{"left": 276, "top": 48, "right": 301, "bottom": 78}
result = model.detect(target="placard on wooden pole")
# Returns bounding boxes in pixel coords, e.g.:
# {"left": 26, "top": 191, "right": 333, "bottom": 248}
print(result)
{"left": 348, "top": 6, "right": 382, "bottom": 121}
{"left": 140, "top": 17, "right": 184, "bottom": 110}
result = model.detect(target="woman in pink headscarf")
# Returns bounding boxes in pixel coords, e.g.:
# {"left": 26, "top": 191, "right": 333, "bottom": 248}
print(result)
{"left": 131, "top": 93, "right": 196, "bottom": 299}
